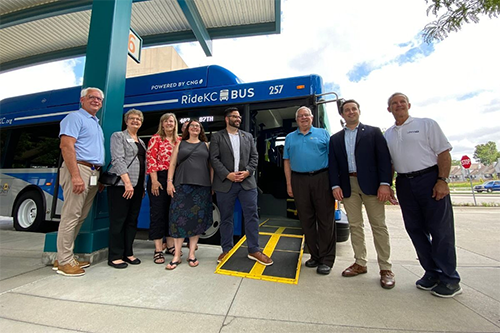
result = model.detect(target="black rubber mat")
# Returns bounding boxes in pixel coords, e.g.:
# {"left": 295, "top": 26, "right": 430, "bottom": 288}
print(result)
{"left": 215, "top": 217, "right": 305, "bottom": 284}
{"left": 261, "top": 250, "right": 300, "bottom": 279}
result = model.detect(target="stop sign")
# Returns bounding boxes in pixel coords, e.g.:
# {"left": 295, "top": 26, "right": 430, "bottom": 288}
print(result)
{"left": 461, "top": 155, "right": 472, "bottom": 169}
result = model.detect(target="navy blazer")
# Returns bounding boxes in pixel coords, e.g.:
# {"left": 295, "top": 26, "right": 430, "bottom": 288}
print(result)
{"left": 328, "top": 123, "right": 392, "bottom": 198}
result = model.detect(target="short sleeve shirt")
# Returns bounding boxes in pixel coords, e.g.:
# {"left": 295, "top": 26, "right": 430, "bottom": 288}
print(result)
{"left": 59, "top": 108, "right": 105, "bottom": 165}
{"left": 384, "top": 116, "right": 452, "bottom": 174}
{"left": 146, "top": 134, "right": 181, "bottom": 174}
{"left": 283, "top": 126, "right": 330, "bottom": 172}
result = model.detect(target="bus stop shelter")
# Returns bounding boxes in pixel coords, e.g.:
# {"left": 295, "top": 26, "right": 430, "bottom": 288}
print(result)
{"left": 0, "top": 0, "right": 281, "bottom": 259}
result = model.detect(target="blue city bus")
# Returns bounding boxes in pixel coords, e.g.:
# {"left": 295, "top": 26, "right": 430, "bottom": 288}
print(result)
{"left": 0, "top": 65, "right": 345, "bottom": 242}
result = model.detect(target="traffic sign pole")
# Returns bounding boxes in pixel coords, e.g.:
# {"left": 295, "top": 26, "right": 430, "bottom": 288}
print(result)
{"left": 461, "top": 155, "right": 477, "bottom": 206}
{"left": 466, "top": 169, "right": 477, "bottom": 206}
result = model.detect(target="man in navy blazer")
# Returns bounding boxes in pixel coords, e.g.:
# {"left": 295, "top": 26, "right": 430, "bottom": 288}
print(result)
{"left": 328, "top": 99, "right": 396, "bottom": 289}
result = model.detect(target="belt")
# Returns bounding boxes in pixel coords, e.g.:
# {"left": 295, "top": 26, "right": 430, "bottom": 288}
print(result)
{"left": 77, "top": 161, "right": 102, "bottom": 171}
{"left": 292, "top": 168, "right": 328, "bottom": 176}
{"left": 349, "top": 172, "right": 357, "bottom": 177}
{"left": 398, "top": 165, "right": 437, "bottom": 178}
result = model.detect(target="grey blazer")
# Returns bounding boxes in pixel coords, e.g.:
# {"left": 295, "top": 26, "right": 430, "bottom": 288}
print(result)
{"left": 109, "top": 130, "right": 147, "bottom": 187}
{"left": 210, "top": 129, "right": 258, "bottom": 193}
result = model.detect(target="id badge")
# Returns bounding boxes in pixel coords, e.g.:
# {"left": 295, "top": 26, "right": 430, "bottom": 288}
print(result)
{"left": 90, "top": 175, "right": 98, "bottom": 186}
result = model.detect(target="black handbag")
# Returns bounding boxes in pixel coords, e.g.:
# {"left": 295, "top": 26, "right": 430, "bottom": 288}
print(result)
{"left": 98, "top": 169, "right": 120, "bottom": 186}
{"left": 99, "top": 153, "right": 138, "bottom": 186}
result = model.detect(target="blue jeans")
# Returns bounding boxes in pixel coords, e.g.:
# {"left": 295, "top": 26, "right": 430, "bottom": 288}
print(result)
{"left": 216, "top": 183, "right": 260, "bottom": 253}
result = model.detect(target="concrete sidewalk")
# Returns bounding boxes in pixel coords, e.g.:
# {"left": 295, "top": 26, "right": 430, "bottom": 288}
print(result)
{"left": 0, "top": 206, "right": 499, "bottom": 332}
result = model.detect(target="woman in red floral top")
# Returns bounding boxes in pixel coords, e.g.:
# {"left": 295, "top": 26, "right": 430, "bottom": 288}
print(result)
{"left": 146, "top": 113, "right": 181, "bottom": 264}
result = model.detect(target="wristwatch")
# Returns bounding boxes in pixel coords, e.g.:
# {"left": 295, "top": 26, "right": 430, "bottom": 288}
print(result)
{"left": 437, "top": 177, "right": 450, "bottom": 183}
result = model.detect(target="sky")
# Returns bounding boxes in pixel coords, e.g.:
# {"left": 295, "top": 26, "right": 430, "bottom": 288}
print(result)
{"left": 1, "top": 0, "right": 499, "bottom": 162}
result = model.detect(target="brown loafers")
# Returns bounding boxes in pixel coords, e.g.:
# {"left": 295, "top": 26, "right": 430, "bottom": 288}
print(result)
{"left": 217, "top": 252, "right": 228, "bottom": 263}
{"left": 380, "top": 270, "right": 396, "bottom": 289}
{"left": 342, "top": 263, "right": 368, "bottom": 277}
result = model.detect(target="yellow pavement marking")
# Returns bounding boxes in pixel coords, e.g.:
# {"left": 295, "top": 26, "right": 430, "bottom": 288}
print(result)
{"left": 249, "top": 227, "right": 285, "bottom": 276}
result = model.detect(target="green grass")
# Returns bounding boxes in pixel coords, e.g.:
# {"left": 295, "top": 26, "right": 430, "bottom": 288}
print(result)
{"left": 450, "top": 181, "right": 481, "bottom": 189}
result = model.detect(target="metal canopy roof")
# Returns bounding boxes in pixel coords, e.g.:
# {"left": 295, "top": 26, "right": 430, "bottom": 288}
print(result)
{"left": 0, "top": 0, "right": 280, "bottom": 73}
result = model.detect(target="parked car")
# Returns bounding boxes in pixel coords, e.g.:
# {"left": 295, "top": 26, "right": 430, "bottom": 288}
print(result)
{"left": 484, "top": 180, "right": 500, "bottom": 193}
{"left": 474, "top": 181, "right": 493, "bottom": 193}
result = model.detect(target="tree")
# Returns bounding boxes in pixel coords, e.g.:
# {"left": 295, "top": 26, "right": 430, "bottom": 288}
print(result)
{"left": 452, "top": 159, "right": 461, "bottom": 166}
{"left": 473, "top": 141, "right": 500, "bottom": 165}
{"left": 423, "top": 0, "right": 500, "bottom": 42}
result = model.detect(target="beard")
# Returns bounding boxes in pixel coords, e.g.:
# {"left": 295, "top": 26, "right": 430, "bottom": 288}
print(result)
{"left": 229, "top": 118, "right": 240, "bottom": 128}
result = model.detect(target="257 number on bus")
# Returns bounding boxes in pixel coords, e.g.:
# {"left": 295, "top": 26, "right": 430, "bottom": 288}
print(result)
{"left": 269, "top": 85, "right": 283, "bottom": 95}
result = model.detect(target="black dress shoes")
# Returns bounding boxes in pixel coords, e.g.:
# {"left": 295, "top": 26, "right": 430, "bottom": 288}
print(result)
{"left": 108, "top": 261, "right": 128, "bottom": 269}
{"left": 123, "top": 257, "right": 141, "bottom": 265}
{"left": 317, "top": 264, "right": 332, "bottom": 275}
{"left": 305, "top": 259, "right": 320, "bottom": 268}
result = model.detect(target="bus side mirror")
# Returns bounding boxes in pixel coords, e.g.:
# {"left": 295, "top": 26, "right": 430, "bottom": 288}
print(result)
{"left": 336, "top": 98, "right": 345, "bottom": 115}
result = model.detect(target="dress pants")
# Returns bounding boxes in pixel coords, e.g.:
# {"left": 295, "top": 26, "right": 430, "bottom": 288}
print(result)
{"left": 396, "top": 170, "right": 460, "bottom": 284}
{"left": 216, "top": 182, "right": 260, "bottom": 254}
{"left": 342, "top": 176, "right": 392, "bottom": 270}
{"left": 107, "top": 184, "right": 144, "bottom": 261}
{"left": 57, "top": 163, "right": 99, "bottom": 265}
{"left": 291, "top": 170, "right": 336, "bottom": 267}
{"left": 147, "top": 170, "right": 171, "bottom": 240}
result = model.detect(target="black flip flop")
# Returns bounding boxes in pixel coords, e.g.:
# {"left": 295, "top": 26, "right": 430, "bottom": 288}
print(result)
{"left": 188, "top": 258, "right": 199, "bottom": 267}
{"left": 165, "top": 261, "right": 181, "bottom": 270}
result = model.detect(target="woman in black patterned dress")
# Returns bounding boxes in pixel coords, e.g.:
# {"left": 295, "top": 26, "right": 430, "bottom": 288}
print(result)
{"left": 166, "top": 120, "right": 213, "bottom": 269}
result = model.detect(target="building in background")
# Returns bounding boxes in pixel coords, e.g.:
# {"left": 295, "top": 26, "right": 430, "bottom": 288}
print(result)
{"left": 450, "top": 160, "right": 500, "bottom": 182}
{"left": 126, "top": 46, "right": 187, "bottom": 78}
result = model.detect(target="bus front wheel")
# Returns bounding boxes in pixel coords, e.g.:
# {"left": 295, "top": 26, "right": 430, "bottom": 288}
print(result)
{"left": 13, "top": 191, "right": 45, "bottom": 232}
{"left": 199, "top": 203, "right": 221, "bottom": 245}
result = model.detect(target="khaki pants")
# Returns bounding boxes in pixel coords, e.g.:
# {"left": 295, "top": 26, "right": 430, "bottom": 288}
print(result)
{"left": 342, "top": 177, "right": 392, "bottom": 271}
{"left": 56, "top": 163, "right": 99, "bottom": 265}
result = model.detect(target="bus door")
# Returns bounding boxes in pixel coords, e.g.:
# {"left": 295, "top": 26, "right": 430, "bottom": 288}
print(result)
{"left": 248, "top": 99, "right": 314, "bottom": 217}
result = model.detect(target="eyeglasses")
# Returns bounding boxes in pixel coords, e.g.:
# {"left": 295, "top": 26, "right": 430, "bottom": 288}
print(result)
{"left": 128, "top": 117, "right": 142, "bottom": 122}
{"left": 87, "top": 95, "right": 103, "bottom": 102}
{"left": 297, "top": 114, "right": 311, "bottom": 118}
{"left": 229, "top": 115, "right": 242, "bottom": 119}
{"left": 190, "top": 124, "right": 201, "bottom": 128}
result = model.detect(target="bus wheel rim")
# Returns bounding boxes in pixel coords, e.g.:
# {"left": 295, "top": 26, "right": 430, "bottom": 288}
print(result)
{"left": 200, "top": 203, "right": 221, "bottom": 239}
{"left": 18, "top": 199, "right": 37, "bottom": 228}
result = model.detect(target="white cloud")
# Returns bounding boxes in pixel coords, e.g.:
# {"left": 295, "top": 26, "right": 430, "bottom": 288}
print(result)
{"left": 1, "top": 0, "right": 499, "bottom": 161}
{"left": 0, "top": 59, "right": 80, "bottom": 100}
{"left": 175, "top": 0, "right": 499, "bottom": 161}
{"left": 173, "top": 1, "right": 500, "bottom": 162}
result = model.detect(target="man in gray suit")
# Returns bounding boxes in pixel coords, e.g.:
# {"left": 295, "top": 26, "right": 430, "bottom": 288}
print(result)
{"left": 210, "top": 107, "right": 273, "bottom": 266}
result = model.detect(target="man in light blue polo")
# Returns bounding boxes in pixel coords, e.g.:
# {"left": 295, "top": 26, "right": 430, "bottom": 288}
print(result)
{"left": 55, "top": 87, "right": 105, "bottom": 277}
{"left": 283, "top": 106, "right": 336, "bottom": 275}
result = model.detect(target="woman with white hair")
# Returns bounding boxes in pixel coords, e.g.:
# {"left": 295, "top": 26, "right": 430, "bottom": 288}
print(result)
{"left": 107, "top": 109, "right": 147, "bottom": 269}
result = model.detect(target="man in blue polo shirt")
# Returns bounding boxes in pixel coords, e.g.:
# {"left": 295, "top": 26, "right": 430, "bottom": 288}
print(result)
{"left": 284, "top": 106, "right": 336, "bottom": 275}
{"left": 55, "top": 87, "right": 105, "bottom": 277}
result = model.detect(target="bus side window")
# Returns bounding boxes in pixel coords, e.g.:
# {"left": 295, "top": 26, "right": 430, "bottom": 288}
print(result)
{"left": 2, "top": 124, "right": 60, "bottom": 169}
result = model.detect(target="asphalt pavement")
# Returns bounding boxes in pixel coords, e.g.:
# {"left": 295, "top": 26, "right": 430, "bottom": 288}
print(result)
{"left": 0, "top": 206, "right": 499, "bottom": 332}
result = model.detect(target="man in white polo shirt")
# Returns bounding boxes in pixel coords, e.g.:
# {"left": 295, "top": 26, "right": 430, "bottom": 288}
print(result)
{"left": 385, "top": 92, "right": 461, "bottom": 298}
